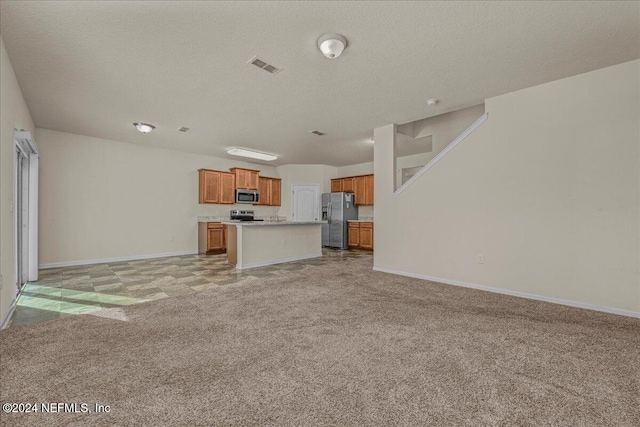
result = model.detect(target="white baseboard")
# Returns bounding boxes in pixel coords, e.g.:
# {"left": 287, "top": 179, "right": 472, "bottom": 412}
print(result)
{"left": 39, "top": 250, "right": 199, "bottom": 269}
{"left": 373, "top": 266, "right": 640, "bottom": 319}
{"left": 1, "top": 296, "right": 18, "bottom": 330}
{"left": 238, "top": 253, "right": 323, "bottom": 270}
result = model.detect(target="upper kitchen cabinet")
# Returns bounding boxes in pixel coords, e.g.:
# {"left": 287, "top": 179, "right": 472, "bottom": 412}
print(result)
{"left": 270, "top": 178, "right": 281, "bottom": 206}
{"left": 354, "top": 176, "right": 366, "bottom": 205}
{"left": 256, "top": 176, "right": 281, "bottom": 206}
{"left": 199, "top": 169, "right": 221, "bottom": 203}
{"left": 364, "top": 175, "right": 374, "bottom": 205}
{"left": 230, "top": 168, "right": 260, "bottom": 190}
{"left": 257, "top": 177, "right": 271, "bottom": 206}
{"left": 331, "top": 175, "right": 374, "bottom": 206}
{"left": 342, "top": 177, "right": 355, "bottom": 192}
{"left": 219, "top": 172, "right": 236, "bottom": 204}
{"left": 199, "top": 169, "right": 236, "bottom": 204}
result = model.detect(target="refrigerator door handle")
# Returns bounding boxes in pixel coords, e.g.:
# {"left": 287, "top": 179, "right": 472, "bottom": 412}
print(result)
{"left": 328, "top": 201, "right": 332, "bottom": 224}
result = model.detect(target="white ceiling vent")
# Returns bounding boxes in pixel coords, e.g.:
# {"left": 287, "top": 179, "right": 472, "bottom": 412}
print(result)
{"left": 177, "top": 127, "right": 190, "bottom": 132}
{"left": 309, "top": 130, "right": 326, "bottom": 136}
{"left": 248, "top": 56, "right": 282, "bottom": 75}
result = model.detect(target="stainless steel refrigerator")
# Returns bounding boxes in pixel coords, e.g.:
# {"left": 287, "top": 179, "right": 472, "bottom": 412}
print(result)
{"left": 322, "top": 192, "right": 358, "bottom": 249}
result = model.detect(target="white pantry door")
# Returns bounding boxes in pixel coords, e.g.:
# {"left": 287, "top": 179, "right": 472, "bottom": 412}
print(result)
{"left": 291, "top": 184, "right": 320, "bottom": 222}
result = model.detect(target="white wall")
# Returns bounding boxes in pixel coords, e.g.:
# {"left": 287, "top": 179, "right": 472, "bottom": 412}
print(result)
{"left": 396, "top": 152, "right": 433, "bottom": 187}
{"left": 374, "top": 60, "right": 640, "bottom": 315}
{"left": 275, "top": 164, "right": 337, "bottom": 219}
{"left": 336, "top": 162, "right": 373, "bottom": 178}
{"left": 0, "top": 37, "right": 36, "bottom": 324}
{"left": 35, "top": 129, "right": 281, "bottom": 266}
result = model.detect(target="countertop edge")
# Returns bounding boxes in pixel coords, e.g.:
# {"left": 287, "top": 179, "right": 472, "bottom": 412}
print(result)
{"left": 221, "top": 221, "right": 326, "bottom": 227}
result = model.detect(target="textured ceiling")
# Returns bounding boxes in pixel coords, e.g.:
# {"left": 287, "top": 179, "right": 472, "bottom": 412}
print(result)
{"left": 1, "top": 1, "right": 638, "bottom": 166}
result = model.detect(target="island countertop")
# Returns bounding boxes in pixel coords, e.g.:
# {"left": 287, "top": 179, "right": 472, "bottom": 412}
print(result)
{"left": 222, "top": 221, "right": 326, "bottom": 226}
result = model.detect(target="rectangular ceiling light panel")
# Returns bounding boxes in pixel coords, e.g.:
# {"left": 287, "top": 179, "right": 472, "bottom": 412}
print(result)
{"left": 227, "top": 147, "right": 278, "bottom": 161}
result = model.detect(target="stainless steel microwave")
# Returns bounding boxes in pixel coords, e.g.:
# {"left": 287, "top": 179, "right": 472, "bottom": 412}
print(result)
{"left": 235, "top": 189, "right": 260, "bottom": 204}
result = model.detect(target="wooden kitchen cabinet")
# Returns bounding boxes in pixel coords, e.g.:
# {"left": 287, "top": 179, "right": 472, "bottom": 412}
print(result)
{"left": 257, "top": 177, "right": 271, "bottom": 205}
{"left": 348, "top": 223, "right": 360, "bottom": 247}
{"left": 255, "top": 176, "right": 281, "bottom": 206}
{"left": 354, "top": 176, "right": 366, "bottom": 205}
{"left": 230, "top": 168, "right": 260, "bottom": 190}
{"left": 342, "top": 177, "right": 355, "bottom": 192}
{"left": 359, "top": 222, "right": 374, "bottom": 250}
{"left": 199, "top": 169, "right": 220, "bottom": 203}
{"left": 199, "top": 167, "right": 280, "bottom": 205}
{"left": 331, "top": 174, "right": 374, "bottom": 206}
{"left": 199, "top": 169, "right": 236, "bottom": 204}
{"left": 270, "top": 178, "right": 281, "bottom": 206}
{"left": 219, "top": 172, "right": 235, "bottom": 204}
{"left": 348, "top": 222, "right": 373, "bottom": 250}
{"left": 198, "top": 222, "right": 227, "bottom": 254}
{"left": 364, "top": 175, "right": 374, "bottom": 205}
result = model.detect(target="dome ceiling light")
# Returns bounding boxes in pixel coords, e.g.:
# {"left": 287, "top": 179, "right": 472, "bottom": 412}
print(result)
{"left": 317, "top": 33, "right": 347, "bottom": 59}
{"left": 133, "top": 122, "right": 155, "bottom": 133}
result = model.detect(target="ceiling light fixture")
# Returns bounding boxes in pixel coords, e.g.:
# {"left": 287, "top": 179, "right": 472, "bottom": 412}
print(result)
{"left": 227, "top": 147, "right": 278, "bottom": 162}
{"left": 368, "top": 139, "right": 374, "bottom": 144}
{"left": 133, "top": 122, "right": 155, "bottom": 133}
{"left": 317, "top": 33, "right": 347, "bottom": 59}
{"left": 426, "top": 99, "right": 439, "bottom": 106}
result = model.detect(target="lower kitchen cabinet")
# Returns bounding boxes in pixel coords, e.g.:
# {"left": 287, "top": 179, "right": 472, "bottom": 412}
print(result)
{"left": 348, "top": 223, "right": 360, "bottom": 247}
{"left": 348, "top": 222, "right": 373, "bottom": 250}
{"left": 198, "top": 222, "right": 227, "bottom": 254}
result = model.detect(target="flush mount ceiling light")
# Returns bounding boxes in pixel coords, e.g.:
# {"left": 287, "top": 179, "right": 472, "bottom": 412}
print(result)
{"left": 426, "top": 99, "right": 439, "bottom": 106}
{"left": 227, "top": 147, "right": 278, "bottom": 162}
{"left": 317, "top": 33, "right": 347, "bottom": 59}
{"left": 133, "top": 122, "right": 155, "bottom": 133}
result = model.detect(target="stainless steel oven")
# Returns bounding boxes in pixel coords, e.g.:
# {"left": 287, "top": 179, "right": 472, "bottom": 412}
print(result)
{"left": 235, "top": 189, "right": 260, "bottom": 204}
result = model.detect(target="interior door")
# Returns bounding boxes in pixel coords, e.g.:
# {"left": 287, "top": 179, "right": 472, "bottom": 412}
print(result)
{"left": 292, "top": 184, "right": 319, "bottom": 222}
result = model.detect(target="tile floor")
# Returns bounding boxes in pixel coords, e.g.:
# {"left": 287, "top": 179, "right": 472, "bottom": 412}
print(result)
{"left": 8, "top": 249, "right": 372, "bottom": 328}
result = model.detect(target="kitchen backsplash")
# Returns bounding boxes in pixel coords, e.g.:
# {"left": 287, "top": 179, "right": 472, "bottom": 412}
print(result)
{"left": 196, "top": 204, "right": 279, "bottom": 219}
{"left": 358, "top": 205, "right": 374, "bottom": 221}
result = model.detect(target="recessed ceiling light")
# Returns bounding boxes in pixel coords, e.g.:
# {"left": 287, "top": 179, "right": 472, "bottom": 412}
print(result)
{"left": 227, "top": 147, "right": 278, "bottom": 162}
{"left": 368, "top": 139, "right": 374, "bottom": 144}
{"left": 177, "top": 127, "right": 190, "bottom": 132}
{"left": 309, "top": 130, "right": 326, "bottom": 136}
{"left": 426, "top": 99, "right": 439, "bottom": 106}
{"left": 133, "top": 122, "right": 155, "bottom": 133}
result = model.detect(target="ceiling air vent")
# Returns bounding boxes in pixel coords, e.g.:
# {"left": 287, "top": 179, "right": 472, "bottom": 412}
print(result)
{"left": 248, "top": 56, "right": 282, "bottom": 75}
{"left": 309, "top": 130, "right": 326, "bottom": 136}
{"left": 177, "top": 127, "right": 190, "bottom": 132}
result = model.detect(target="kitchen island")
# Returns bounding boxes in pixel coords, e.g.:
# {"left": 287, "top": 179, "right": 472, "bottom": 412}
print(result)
{"left": 223, "top": 221, "right": 325, "bottom": 269}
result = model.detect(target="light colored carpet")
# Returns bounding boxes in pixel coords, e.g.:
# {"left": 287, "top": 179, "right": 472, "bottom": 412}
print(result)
{"left": 1, "top": 256, "right": 639, "bottom": 426}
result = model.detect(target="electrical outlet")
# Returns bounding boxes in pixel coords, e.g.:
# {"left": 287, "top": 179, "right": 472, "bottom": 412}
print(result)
{"left": 169, "top": 236, "right": 175, "bottom": 242}
{"left": 477, "top": 254, "right": 484, "bottom": 264}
